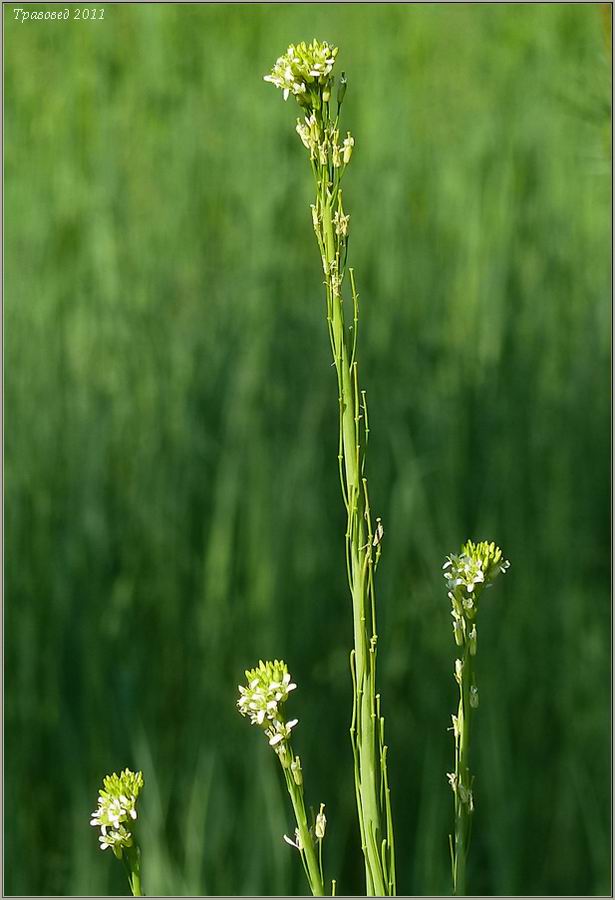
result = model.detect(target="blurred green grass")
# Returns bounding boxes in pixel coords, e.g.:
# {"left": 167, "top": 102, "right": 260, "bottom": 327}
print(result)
{"left": 4, "top": 4, "right": 611, "bottom": 896}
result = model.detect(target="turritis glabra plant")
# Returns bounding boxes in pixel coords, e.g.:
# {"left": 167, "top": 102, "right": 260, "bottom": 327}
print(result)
{"left": 90, "top": 768, "right": 144, "bottom": 896}
{"left": 444, "top": 541, "right": 510, "bottom": 895}
{"left": 255, "top": 40, "right": 396, "bottom": 897}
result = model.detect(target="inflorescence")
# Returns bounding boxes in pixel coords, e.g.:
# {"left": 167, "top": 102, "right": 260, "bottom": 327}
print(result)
{"left": 444, "top": 540, "right": 510, "bottom": 646}
{"left": 90, "top": 769, "right": 144, "bottom": 858}
{"left": 237, "top": 659, "right": 299, "bottom": 769}
{"left": 264, "top": 39, "right": 355, "bottom": 178}
{"left": 264, "top": 40, "right": 338, "bottom": 105}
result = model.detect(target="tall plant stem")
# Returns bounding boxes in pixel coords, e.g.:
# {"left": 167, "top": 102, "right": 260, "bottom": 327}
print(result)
{"left": 320, "top": 192, "right": 395, "bottom": 897}
{"left": 261, "top": 43, "right": 397, "bottom": 893}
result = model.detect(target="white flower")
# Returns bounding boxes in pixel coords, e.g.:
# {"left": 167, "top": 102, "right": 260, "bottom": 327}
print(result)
{"left": 444, "top": 554, "right": 485, "bottom": 594}
{"left": 98, "top": 823, "right": 133, "bottom": 858}
{"left": 284, "top": 829, "right": 303, "bottom": 851}
{"left": 266, "top": 717, "right": 298, "bottom": 747}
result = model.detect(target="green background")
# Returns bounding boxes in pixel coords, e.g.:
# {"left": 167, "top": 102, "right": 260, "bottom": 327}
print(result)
{"left": 5, "top": 3, "right": 611, "bottom": 896}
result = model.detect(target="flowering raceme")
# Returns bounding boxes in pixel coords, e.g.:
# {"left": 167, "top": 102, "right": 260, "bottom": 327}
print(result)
{"left": 237, "top": 660, "right": 299, "bottom": 765}
{"left": 90, "top": 769, "right": 144, "bottom": 859}
{"left": 264, "top": 40, "right": 338, "bottom": 104}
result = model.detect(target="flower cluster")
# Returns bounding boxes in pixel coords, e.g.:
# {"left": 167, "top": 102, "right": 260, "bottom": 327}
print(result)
{"left": 264, "top": 40, "right": 338, "bottom": 105}
{"left": 90, "top": 769, "right": 144, "bottom": 859}
{"left": 444, "top": 540, "right": 509, "bottom": 628}
{"left": 237, "top": 660, "right": 299, "bottom": 766}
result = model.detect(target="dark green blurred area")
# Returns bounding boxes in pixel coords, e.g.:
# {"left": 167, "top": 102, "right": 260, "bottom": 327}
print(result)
{"left": 4, "top": 4, "right": 611, "bottom": 896}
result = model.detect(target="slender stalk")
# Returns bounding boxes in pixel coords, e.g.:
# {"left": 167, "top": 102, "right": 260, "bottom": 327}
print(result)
{"left": 444, "top": 541, "right": 510, "bottom": 896}
{"left": 452, "top": 647, "right": 472, "bottom": 896}
{"left": 124, "top": 845, "right": 143, "bottom": 897}
{"left": 282, "top": 758, "right": 325, "bottom": 896}
{"left": 323, "top": 203, "right": 390, "bottom": 897}
{"left": 317, "top": 119, "right": 394, "bottom": 900}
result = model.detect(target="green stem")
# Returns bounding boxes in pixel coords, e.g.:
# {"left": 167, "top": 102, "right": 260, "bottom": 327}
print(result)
{"left": 123, "top": 844, "right": 143, "bottom": 897}
{"left": 282, "top": 764, "right": 325, "bottom": 896}
{"left": 453, "top": 646, "right": 473, "bottom": 896}
{"left": 321, "top": 197, "right": 391, "bottom": 897}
